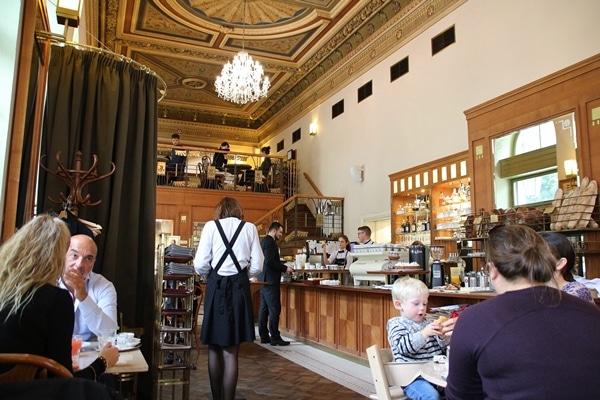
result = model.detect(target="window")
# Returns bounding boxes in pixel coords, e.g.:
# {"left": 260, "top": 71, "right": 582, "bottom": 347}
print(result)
{"left": 358, "top": 81, "right": 372, "bottom": 103}
{"left": 292, "top": 128, "right": 301, "bottom": 143}
{"left": 432, "top": 25, "right": 455, "bottom": 55}
{"left": 332, "top": 99, "right": 344, "bottom": 119}
{"left": 390, "top": 57, "right": 409, "bottom": 82}
{"left": 277, "top": 140, "right": 284, "bottom": 152}
{"left": 512, "top": 171, "right": 558, "bottom": 207}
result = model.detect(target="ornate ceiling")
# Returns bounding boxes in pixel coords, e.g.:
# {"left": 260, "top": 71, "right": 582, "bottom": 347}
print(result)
{"left": 89, "top": 0, "right": 463, "bottom": 146}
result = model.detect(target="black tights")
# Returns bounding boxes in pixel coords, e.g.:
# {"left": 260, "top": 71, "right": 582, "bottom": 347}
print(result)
{"left": 207, "top": 344, "right": 240, "bottom": 400}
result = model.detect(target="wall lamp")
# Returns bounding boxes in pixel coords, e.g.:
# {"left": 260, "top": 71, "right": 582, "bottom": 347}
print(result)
{"left": 56, "top": 0, "right": 81, "bottom": 28}
{"left": 563, "top": 159, "right": 578, "bottom": 177}
{"left": 309, "top": 122, "right": 318, "bottom": 136}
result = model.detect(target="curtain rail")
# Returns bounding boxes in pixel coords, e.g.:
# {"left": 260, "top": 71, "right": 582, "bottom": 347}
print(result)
{"left": 35, "top": 31, "right": 167, "bottom": 103}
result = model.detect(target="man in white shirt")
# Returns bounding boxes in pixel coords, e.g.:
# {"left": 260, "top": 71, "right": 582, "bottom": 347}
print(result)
{"left": 357, "top": 225, "right": 375, "bottom": 245}
{"left": 59, "top": 234, "right": 118, "bottom": 341}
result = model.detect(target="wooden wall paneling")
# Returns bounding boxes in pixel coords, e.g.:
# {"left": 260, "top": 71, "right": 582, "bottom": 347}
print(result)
{"left": 317, "top": 290, "right": 336, "bottom": 347}
{"left": 357, "top": 292, "right": 386, "bottom": 356}
{"left": 302, "top": 287, "right": 318, "bottom": 341}
{"left": 156, "top": 187, "right": 284, "bottom": 238}
{"left": 336, "top": 290, "right": 358, "bottom": 355}
{"left": 585, "top": 98, "right": 600, "bottom": 181}
{"left": 280, "top": 287, "right": 288, "bottom": 328}
{"left": 465, "top": 54, "right": 600, "bottom": 212}
{"left": 465, "top": 54, "right": 600, "bottom": 276}
{"left": 285, "top": 285, "right": 301, "bottom": 335}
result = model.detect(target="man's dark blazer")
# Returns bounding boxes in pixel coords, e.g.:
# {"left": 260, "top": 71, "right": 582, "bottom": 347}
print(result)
{"left": 258, "top": 234, "right": 287, "bottom": 285}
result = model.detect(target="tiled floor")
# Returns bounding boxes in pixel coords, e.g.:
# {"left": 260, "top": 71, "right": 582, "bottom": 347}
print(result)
{"left": 181, "top": 331, "right": 375, "bottom": 399}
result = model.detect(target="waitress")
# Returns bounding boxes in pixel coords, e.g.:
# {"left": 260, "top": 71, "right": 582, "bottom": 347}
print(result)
{"left": 322, "top": 235, "right": 353, "bottom": 269}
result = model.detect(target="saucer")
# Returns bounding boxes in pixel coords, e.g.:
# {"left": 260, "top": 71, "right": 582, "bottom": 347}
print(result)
{"left": 116, "top": 342, "right": 142, "bottom": 352}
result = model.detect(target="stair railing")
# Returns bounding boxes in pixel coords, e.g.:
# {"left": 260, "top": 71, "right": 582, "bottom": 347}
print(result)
{"left": 253, "top": 194, "right": 344, "bottom": 251}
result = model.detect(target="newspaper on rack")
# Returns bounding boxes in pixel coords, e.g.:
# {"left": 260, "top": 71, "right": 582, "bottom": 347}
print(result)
{"left": 165, "top": 244, "right": 195, "bottom": 258}
{"left": 164, "top": 262, "right": 195, "bottom": 276}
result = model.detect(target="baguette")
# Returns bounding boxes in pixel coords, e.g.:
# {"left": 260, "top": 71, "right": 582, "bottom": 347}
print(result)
{"left": 550, "top": 188, "right": 563, "bottom": 230}
{"left": 577, "top": 179, "right": 597, "bottom": 229}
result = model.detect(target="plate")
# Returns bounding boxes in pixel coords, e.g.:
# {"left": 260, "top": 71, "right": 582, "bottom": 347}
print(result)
{"left": 116, "top": 342, "right": 142, "bottom": 352}
{"left": 82, "top": 341, "right": 91, "bottom": 347}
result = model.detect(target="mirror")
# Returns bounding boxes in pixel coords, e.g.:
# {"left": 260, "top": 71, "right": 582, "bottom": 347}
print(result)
{"left": 492, "top": 112, "right": 577, "bottom": 209}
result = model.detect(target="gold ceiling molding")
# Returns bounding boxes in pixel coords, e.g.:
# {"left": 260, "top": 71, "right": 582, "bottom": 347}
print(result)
{"left": 158, "top": 119, "right": 262, "bottom": 147}
{"left": 256, "top": 0, "right": 467, "bottom": 142}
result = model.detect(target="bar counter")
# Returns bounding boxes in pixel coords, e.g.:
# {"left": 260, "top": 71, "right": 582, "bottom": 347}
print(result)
{"left": 274, "top": 282, "right": 495, "bottom": 359}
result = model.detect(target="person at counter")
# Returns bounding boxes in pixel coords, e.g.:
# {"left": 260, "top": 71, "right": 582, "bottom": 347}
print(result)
{"left": 445, "top": 225, "right": 600, "bottom": 400}
{"left": 357, "top": 225, "right": 374, "bottom": 245}
{"left": 541, "top": 232, "right": 594, "bottom": 302}
{"left": 59, "top": 234, "right": 118, "bottom": 341}
{"left": 166, "top": 133, "right": 186, "bottom": 183}
{"left": 258, "top": 222, "right": 294, "bottom": 346}
{"left": 387, "top": 277, "right": 455, "bottom": 400}
{"left": 0, "top": 215, "right": 119, "bottom": 381}
{"left": 322, "top": 234, "right": 353, "bottom": 269}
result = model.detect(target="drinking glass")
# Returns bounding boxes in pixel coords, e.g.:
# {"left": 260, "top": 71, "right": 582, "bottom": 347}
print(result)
{"left": 71, "top": 335, "right": 83, "bottom": 369}
{"left": 97, "top": 328, "right": 116, "bottom": 348}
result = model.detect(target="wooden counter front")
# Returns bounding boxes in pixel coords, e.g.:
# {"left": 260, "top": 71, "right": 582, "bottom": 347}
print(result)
{"left": 277, "top": 283, "right": 494, "bottom": 358}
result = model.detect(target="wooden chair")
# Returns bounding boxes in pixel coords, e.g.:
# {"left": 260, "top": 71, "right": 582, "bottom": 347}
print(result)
{"left": 202, "top": 165, "right": 218, "bottom": 189}
{"left": 253, "top": 169, "right": 269, "bottom": 192}
{"left": 367, "top": 344, "right": 426, "bottom": 400}
{"left": 0, "top": 353, "right": 73, "bottom": 382}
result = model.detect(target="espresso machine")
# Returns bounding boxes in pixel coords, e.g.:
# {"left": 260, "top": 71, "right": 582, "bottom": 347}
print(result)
{"left": 429, "top": 246, "right": 445, "bottom": 288}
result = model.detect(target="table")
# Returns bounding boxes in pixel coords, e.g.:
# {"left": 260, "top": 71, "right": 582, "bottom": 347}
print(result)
{"left": 420, "top": 360, "right": 447, "bottom": 388}
{"left": 79, "top": 343, "right": 148, "bottom": 399}
{"left": 223, "top": 163, "right": 252, "bottom": 183}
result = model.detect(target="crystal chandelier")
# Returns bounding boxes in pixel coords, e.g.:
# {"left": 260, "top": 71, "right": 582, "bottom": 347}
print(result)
{"left": 215, "top": 0, "right": 270, "bottom": 105}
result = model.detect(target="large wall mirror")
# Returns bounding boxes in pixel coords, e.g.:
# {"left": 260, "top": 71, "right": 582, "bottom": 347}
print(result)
{"left": 492, "top": 112, "right": 577, "bottom": 209}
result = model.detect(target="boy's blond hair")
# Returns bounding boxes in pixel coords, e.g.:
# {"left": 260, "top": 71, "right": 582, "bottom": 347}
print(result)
{"left": 391, "top": 277, "right": 429, "bottom": 302}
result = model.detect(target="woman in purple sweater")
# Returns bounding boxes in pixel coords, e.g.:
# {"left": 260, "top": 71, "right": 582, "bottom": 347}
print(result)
{"left": 445, "top": 224, "right": 600, "bottom": 399}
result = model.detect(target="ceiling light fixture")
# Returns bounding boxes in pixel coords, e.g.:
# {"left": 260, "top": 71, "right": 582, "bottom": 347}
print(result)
{"left": 215, "top": 0, "right": 270, "bottom": 105}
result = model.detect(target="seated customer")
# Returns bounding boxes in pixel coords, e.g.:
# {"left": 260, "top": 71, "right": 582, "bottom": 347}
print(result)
{"left": 59, "top": 234, "right": 118, "bottom": 341}
{"left": 166, "top": 133, "right": 186, "bottom": 182}
{"left": 0, "top": 215, "right": 119, "bottom": 380}
{"left": 243, "top": 146, "right": 271, "bottom": 188}
{"left": 541, "top": 232, "right": 594, "bottom": 301}
{"left": 212, "top": 142, "right": 230, "bottom": 171}
{"left": 445, "top": 225, "right": 600, "bottom": 399}
{"left": 387, "top": 277, "right": 455, "bottom": 400}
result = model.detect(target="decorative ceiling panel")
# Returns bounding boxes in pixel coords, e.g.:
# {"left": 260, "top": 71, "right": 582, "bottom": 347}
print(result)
{"left": 94, "top": 0, "right": 466, "bottom": 145}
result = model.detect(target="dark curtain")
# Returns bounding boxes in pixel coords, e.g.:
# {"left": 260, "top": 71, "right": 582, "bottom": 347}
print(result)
{"left": 35, "top": 44, "right": 157, "bottom": 398}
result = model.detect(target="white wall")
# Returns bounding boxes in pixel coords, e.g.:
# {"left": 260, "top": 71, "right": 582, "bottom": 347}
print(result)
{"left": 0, "top": 2, "right": 23, "bottom": 222}
{"left": 263, "top": 0, "right": 600, "bottom": 238}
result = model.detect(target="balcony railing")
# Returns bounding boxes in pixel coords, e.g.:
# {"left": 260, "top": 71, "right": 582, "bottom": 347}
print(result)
{"left": 157, "top": 144, "right": 296, "bottom": 196}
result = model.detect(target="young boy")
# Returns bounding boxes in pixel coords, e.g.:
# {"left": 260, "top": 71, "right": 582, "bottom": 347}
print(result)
{"left": 387, "top": 277, "right": 455, "bottom": 400}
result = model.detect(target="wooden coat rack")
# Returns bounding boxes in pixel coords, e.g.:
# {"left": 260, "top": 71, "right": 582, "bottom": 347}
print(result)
{"left": 40, "top": 150, "right": 116, "bottom": 216}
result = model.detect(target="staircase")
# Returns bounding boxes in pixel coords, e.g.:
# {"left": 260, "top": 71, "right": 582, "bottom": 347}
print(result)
{"left": 254, "top": 195, "right": 345, "bottom": 258}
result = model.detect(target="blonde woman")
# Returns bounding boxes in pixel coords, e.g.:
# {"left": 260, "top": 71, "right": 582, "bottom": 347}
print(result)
{"left": 0, "top": 215, "right": 118, "bottom": 380}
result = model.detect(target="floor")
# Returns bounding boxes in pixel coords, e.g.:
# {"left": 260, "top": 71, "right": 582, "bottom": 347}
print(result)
{"left": 179, "top": 330, "right": 376, "bottom": 399}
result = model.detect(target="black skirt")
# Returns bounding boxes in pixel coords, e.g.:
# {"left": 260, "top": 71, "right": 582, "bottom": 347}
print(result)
{"left": 201, "top": 269, "right": 255, "bottom": 346}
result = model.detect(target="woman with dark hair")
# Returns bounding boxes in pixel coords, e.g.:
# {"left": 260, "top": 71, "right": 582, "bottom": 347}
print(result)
{"left": 445, "top": 224, "right": 600, "bottom": 400}
{"left": 541, "top": 232, "right": 593, "bottom": 301}
{"left": 321, "top": 234, "right": 353, "bottom": 269}
{"left": 194, "top": 197, "right": 263, "bottom": 400}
